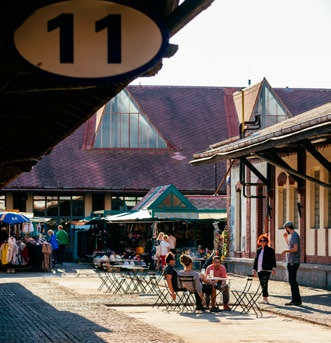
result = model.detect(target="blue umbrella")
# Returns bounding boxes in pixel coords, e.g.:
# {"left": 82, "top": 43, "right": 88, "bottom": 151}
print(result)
{"left": 0, "top": 212, "right": 31, "bottom": 224}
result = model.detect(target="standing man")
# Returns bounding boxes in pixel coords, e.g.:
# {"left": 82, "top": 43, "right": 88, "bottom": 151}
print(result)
{"left": 56, "top": 225, "right": 69, "bottom": 265}
{"left": 282, "top": 221, "right": 302, "bottom": 306}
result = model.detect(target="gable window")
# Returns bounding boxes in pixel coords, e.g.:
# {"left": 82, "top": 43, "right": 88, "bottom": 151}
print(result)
{"left": 94, "top": 89, "right": 167, "bottom": 149}
{"left": 254, "top": 83, "right": 290, "bottom": 128}
{"left": 156, "top": 193, "right": 186, "bottom": 208}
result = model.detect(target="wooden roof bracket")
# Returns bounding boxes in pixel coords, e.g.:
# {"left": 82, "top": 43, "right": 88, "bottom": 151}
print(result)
{"left": 301, "top": 139, "right": 331, "bottom": 172}
{"left": 239, "top": 157, "right": 269, "bottom": 198}
{"left": 255, "top": 151, "right": 331, "bottom": 189}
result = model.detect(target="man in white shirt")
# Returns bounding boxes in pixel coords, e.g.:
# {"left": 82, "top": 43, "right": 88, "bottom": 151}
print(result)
{"left": 168, "top": 232, "right": 177, "bottom": 254}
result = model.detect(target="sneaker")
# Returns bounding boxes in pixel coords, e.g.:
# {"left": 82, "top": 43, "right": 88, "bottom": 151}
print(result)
{"left": 222, "top": 304, "right": 231, "bottom": 311}
{"left": 210, "top": 307, "right": 221, "bottom": 313}
{"left": 285, "top": 301, "right": 302, "bottom": 306}
{"left": 260, "top": 299, "right": 270, "bottom": 304}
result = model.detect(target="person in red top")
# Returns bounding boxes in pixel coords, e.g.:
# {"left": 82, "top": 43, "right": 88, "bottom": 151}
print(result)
{"left": 205, "top": 256, "right": 230, "bottom": 312}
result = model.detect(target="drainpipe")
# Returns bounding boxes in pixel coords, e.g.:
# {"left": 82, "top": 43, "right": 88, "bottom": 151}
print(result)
{"left": 238, "top": 114, "right": 264, "bottom": 198}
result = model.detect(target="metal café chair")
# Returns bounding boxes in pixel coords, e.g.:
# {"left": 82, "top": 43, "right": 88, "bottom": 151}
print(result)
{"left": 177, "top": 274, "right": 201, "bottom": 313}
{"left": 119, "top": 265, "right": 150, "bottom": 294}
{"left": 231, "top": 275, "right": 263, "bottom": 317}
{"left": 151, "top": 275, "right": 188, "bottom": 312}
{"left": 152, "top": 276, "right": 173, "bottom": 310}
{"left": 94, "top": 264, "right": 109, "bottom": 291}
{"left": 210, "top": 277, "right": 231, "bottom": 309}
{"left": 104, "top": 264, "right": 129, "bottom": 294}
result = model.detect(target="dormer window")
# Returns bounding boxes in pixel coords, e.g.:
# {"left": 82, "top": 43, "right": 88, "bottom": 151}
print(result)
{"left": 94, "top": 89, "right": 167, "bottom": 149}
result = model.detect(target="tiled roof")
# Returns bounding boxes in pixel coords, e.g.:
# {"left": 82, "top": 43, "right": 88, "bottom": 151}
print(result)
{"left": 186, "top": 195, "right": 227, "bottom": 210}
{"left": 5, "top": 84, "right": 331, "bottom": 195}
{"left": 6, "top": 86, "right": 240, "bottom": 195}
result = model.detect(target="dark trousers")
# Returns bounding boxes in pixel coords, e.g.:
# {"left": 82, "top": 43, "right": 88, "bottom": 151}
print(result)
{"left": 258, "top": 271, "right": 271, "bottom": 297}
{"left": 52, "top": 249, "right": 59, "bottom": 264}
{"left": 195, "top": 284, "right": 212, "bottom": 306}
{"left": 219, "top": 284, "right": 229, "bottom": 305}
{"left": 58, "top": 244, "right": 66, "bottom": 264}
{"left": 287, "top": 263, "right": 301, "bottom": 303}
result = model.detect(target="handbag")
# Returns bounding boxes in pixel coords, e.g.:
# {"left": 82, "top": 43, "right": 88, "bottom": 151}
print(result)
{"left": 155, "top": 245, "right": 161, "bottom": 257}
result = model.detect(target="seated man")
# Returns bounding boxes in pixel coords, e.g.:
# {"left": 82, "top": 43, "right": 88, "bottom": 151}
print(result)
{"left": 205, "top": 255, "right": 231, "bottom": 312}
{"left": 197, "top": 246, "right": 206, "bottom": 258}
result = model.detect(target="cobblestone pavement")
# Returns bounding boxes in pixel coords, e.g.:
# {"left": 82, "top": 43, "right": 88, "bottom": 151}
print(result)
{"left": 0, "top": 263, "right": 330, "bottom": 342}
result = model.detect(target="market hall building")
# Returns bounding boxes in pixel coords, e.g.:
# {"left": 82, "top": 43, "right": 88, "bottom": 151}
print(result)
{"left": 2, "top": 79, "right": 331, "bottom": 286}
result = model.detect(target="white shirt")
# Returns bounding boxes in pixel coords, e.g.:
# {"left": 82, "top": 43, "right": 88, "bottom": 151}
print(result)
{"left": 257, "top": 249, "right": 264, "bottom": 272}
{"left": 160, "top": 240, "right": 170, "bottom": 255}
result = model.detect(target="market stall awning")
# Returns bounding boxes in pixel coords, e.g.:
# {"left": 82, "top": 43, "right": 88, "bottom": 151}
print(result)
{"left": 151, "top": 210, "right": 198, "bottom": 220}
{"left": 105, "top": 185, "right": 227, "bottom": 223}
{"left": 198, "top": 211, "right": 227, "bottom": 220}
{"left": 106, "top": 210, "right": 153, "bottom": 222}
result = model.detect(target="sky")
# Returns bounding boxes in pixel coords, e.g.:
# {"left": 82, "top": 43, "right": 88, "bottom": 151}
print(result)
{"left": 131, "top": 0, "right": 331, "bottom": 89}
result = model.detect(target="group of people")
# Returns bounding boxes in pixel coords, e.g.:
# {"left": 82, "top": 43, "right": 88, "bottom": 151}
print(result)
{"left": 47, "top": 225, "right": 69, "bottom": 266}
{"left": 162, "top": 220, "right": 302, "bottom": 311}
{"left": 154, "top": 231, "right": 176, "bottom": 271}
{"left": 164, "top": 252, "right": 231, "bottom": 312}
{"left": 252, "top": 220, "right": 302, "bottom": 306}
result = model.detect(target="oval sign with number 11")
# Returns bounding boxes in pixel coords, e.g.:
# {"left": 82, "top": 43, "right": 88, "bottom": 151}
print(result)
{"left": 14, "top": 0, "right": 169, "bottom": 82}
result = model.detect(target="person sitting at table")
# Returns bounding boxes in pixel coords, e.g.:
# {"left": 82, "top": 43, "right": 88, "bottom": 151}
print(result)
{"left": 205, "top": 255, "right": 231, "bottom": 312}
{"left": 197, "top": 245, "right": 206, "bottom": 258}
{"left": 178, "top": 254, "right": 214, "bottom": 311}
{"left": 163, "top": 252, "right": 181, "bottom": 300}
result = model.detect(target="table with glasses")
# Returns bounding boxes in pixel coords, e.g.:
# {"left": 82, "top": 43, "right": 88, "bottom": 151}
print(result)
{"left": 206, "top": 276, "right": 231, "bottom": 307}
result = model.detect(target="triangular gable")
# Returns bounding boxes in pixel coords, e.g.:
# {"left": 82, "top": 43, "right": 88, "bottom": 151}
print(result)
{"left": 133, "top": 184, "right": 196, "bottom": 212}
{"left": 233, "top": 78, "right": 292, "bottom": 131}
{"left": 233, "top": 81, "right": 262, "bottom": 123}
{"left": 93, "top": 89, "right": 168, "bottom": 149}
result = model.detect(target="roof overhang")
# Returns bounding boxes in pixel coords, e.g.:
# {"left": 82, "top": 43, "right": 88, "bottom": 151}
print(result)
{"left": 190, "top": 102, "right": 331, "bottom": 189}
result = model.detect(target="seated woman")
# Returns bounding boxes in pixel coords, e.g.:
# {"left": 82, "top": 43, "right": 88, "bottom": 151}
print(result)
{"left": 163, "top": 252, "right": 180, "bottom": 299}
{"left": 178, "top": 254, "right": 214, "bottom": 311}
